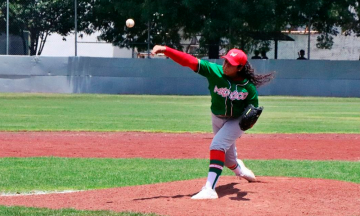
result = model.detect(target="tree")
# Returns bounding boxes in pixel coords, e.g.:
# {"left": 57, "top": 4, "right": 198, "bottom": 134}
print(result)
{"left": 180, "top": 0, "right": 289, "bottom": 58}
{"left": 2, "top": 0, "right": 358, "bottom": 57}
{"left": 83, "top": 0, "right": 360, "bottom": 58}
{"left": 181, "top": 0, "right": 360, "bottom": 56}
{"left": 0, "top": 0, "right": 93, "bottom": 55}
{"left": 180, "top": 0, "right": 229, "bottom": 58}
{"left": 287, "top": 0, "right": 360, "bottom": 49}
{"left": 87, "top": 0, "right": 185, "bottom": 55}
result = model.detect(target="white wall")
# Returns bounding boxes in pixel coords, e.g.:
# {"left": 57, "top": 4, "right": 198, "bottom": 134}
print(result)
{"left": 263, "top": 33, "right": 360, "bottom": 60}
{"left": 41, "top": 32, "right": 114, "bottom": 57}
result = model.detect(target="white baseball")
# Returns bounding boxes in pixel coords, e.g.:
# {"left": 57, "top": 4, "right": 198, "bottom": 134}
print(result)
{"left": 126, "top": 19, "right": 135, "bottom": 28}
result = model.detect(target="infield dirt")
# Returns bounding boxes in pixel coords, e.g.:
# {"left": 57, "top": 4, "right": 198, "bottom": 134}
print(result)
{"left": 0, "top": 132, "right": 359, "bottom": 216}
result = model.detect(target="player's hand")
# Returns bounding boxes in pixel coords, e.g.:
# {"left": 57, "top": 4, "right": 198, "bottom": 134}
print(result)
{"left": 151, "top": 45, "right": 166, "bottom": 56}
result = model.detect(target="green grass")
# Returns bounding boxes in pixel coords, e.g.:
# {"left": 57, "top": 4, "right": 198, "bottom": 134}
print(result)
{"left": 258, "top": 96, "right": 360, "bottom": 133}
{"left": 250, "top": 159, "right": 360, "bottom": 183}
{"left": 0, "top": 93, "right": 359, "bottom": 215}
{"left": 0, "top": 206, "right": 159, "bottom": 216}
{"left": 0, "top": 93, "right": 359, "bottom": 133}
{"left": 0, "top": 93, "right": 212, "bottom": 132}
{"left": 0, "top": 157, "right": 206, "bottom": 193}
{"left": 0, "top": 157, "right": 359, "bottom": 194}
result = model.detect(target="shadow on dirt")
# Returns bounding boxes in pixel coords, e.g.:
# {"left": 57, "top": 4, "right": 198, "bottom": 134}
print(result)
{"left": 132, "top": 182, "right": 266, "bottom": 201}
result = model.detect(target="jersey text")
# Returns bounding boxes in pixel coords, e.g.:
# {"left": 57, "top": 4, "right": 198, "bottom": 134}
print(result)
{"left": 214, "top": 86, "right": 248, "bottom": 100}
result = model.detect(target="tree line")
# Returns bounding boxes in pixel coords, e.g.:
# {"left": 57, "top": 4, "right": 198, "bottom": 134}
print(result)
{"left": 1, "top": 0, "right": 359, "bottom": 57}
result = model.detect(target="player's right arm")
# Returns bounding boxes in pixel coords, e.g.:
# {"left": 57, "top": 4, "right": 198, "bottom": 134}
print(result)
{"left": 151, "top": 45, "right": 199, "bottom": 71}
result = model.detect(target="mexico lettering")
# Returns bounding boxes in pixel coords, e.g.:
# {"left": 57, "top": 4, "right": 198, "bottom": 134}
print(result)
{"left": 214, "top": 86, "right": 248, "bottom": 100}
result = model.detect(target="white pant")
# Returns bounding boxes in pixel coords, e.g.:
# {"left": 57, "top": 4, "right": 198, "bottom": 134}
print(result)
{"left": 210, "top": 113, "right": 244, "bottom": 167}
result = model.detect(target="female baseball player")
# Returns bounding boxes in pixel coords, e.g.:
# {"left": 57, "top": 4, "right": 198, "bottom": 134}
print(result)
{"left": 151, "top": 45, "right": 274, "bottom": 199}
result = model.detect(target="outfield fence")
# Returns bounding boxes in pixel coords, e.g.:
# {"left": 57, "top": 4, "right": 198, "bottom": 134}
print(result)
{"left": 0, "top": 56, "right": 359, "bottom": 97}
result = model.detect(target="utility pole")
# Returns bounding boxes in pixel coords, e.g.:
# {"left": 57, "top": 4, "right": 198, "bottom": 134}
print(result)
{"left": 147, "top": 20, "right": 150, "bottom": 58}
{"left": 307, "top": 19, "right": 311, "bottom": 60}
{"left": 6, "top": 0, "right": 9, "bottom": 55}
{"left": 75, "top": 0, "right": 78, "bottom": 56}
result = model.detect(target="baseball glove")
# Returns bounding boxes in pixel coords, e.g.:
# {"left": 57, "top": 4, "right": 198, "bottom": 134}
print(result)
{"left": 239, "top": 104, "right": 263, "bottom": 131}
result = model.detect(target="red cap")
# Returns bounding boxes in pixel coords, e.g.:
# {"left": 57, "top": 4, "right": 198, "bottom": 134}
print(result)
{"left": 221, "top": 49, "right": 247, "bottom": 66}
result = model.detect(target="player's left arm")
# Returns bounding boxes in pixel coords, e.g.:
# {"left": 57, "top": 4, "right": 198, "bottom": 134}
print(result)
{"left": 239, "top": 104, "right": 263, "bottom": 131}
{"left": 239, "top": 85, "right": 262, "bottom": 131}
{"left": 246, "top": 85, "right": 259, "bottom": 107}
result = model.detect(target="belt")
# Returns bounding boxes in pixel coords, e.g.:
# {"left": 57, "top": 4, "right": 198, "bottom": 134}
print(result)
{"left": 216, "top": 115, "right": 234, "bottom": 119}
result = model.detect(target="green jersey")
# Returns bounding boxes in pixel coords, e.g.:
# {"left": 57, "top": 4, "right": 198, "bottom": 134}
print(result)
{"left": 197, "top": 59, "right": 258, "bottom": 117}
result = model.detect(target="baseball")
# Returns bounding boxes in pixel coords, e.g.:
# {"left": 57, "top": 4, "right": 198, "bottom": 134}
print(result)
{"left": 126, "top": 19, "right": 135, "bottom": 28}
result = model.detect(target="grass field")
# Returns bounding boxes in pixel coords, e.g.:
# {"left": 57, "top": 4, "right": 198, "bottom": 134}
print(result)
{"left": 0, "top": 206, "right": 159, "bottom": 216}
{"left": 1, "top": 158, "right": 359, "bottom": 194}
{"left": 0, "top": 93, "right": 359, "bottom": 215}
{"left": 0, "top": 93, "right": 359, "bottom": 133}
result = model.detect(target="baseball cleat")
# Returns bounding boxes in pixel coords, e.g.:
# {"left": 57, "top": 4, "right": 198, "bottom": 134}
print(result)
{"left": 191, "top": 186, "right": 218, "bottom": 199}
{"left": 237, "top": 159, "right": 256, "bottom": 182}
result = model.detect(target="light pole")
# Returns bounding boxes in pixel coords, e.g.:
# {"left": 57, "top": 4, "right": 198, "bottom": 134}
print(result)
{"left": 6, "top": 0, "right": 9, "bottom": 55}
{"left": 125, "top": 29, "right": 136, "bottom": 58}
{"left": 147, "top": 12, "right": 163, "bottom": 58}
{"left": 147, "top": 20, "right": 150, "bottom": 58}
{"left": 307, "top": 19, "right": 311, "bottom": 60}
{"left": 74, "top": 0, "right": 78, "bottom": 56}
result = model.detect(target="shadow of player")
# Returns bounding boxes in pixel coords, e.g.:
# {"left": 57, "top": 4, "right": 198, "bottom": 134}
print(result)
{"left": 133, "top": 181, "right": 265, "bottom": 201}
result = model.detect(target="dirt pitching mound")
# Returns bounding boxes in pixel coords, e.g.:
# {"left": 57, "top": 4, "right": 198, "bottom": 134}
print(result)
{"left": 1, "top": 177, "right": 359, "bottom": 216}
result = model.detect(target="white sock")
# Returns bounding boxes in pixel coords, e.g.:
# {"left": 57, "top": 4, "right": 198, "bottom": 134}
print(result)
{"left": 230, "top": 163, "right": 241, "bottom": 176}
{"left": 205, "top": 172, "right": 219, "bottom": 189}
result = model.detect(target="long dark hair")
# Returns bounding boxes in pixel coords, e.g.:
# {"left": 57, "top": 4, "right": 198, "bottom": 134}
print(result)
{"left": 237, "top": 62, "right": 274, "bottom": 87}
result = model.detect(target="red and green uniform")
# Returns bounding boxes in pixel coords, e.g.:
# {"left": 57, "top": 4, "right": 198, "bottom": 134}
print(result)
{"left": 195, "top": 59, "right": 259, "bottom": 189}
{"left": 197, "top": 59, "right": 258, "bottom": 117}
{"left": 163, "top": 46, "right": 257, "bottom": 191}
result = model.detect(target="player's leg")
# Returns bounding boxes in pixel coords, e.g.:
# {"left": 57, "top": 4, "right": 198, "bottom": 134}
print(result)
{"left": 191, "top": 114, "right": 225, "bottom": 199}
{"left": 225, "top": 144, "right": 256, "bottom": 182}
{"left": 192, "top": 114, "right": 241, "bottom": 199}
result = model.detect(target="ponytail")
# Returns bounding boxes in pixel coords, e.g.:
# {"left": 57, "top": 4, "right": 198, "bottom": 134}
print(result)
{"left": 238, "top": 62, "right": 274, "bottom": 87}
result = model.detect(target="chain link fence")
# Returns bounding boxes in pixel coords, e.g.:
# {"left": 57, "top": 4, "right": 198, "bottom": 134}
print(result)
{"left": 0, "top": 29, "right": 31, "bottom": 55}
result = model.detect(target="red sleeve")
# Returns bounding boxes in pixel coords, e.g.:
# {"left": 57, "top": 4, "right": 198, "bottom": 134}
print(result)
{"left": 164, "top": 46, "right": 199, "bottom": 71}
